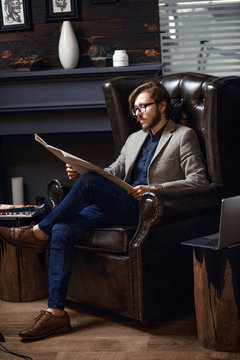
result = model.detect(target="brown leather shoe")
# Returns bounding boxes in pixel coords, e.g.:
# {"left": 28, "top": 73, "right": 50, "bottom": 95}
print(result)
{"left": 0, "top": 225, "right": 49, "bottom": 251}
{"left": 19, "top": 310, "right": 71, "bottom": 340}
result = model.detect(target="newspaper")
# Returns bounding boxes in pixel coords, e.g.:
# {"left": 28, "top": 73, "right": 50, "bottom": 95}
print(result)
{"left": 35, "top": 134, "right": 132, "bottom": 192}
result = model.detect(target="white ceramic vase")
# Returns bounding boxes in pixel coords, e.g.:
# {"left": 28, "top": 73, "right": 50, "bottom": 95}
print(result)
{"left": 112, "top": 50, "right": 129, "bottom": 67}
{"left": 58, "top": 21, "right": 79, "bottom": 69}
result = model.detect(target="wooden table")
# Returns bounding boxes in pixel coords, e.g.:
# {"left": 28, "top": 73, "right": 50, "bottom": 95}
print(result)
{"left": 193, "top": 246, "right": 240, "bottom": 352}
{"left": 0, "top": 242, "right": 48, "bottom": 302}
{"left": 0, "top": 240, "right": 48, "bottom": 302}
{"left": 0, "top": 207, "right": 48, "bottom": 301}
{"left": 0, "top": 214, "right": 48, "bottom": 302}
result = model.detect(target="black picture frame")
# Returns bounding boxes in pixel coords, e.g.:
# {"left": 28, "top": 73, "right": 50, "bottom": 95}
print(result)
{"left": 91, "top": 0, "right": 118, "bottom": 3}
{"left": 0, "top": 0, "right": 31, "bottom": 32}
{"left": 45, "top": 0, "right": 78, "bottom": 21}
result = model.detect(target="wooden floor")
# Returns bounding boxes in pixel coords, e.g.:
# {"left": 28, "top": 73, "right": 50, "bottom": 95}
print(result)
{"left": 0, "top": 297, "right": 240, "bottom": 360}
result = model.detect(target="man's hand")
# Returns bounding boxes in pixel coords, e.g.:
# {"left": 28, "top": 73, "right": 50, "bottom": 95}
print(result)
{"left": 128, "top": 185, "right": 162, "bottom": 200}
{"left": 66, "top": 164, "right": 80, "bottom": 180}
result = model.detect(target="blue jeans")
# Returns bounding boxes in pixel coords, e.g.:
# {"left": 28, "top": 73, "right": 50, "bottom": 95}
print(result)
{"left": 38, "top": 172, "right": 139, "bottom": 310}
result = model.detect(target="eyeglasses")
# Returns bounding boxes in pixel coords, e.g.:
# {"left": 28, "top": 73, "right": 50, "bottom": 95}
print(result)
{"left": 130, "top": 102, "right": 156, "bottom": 117}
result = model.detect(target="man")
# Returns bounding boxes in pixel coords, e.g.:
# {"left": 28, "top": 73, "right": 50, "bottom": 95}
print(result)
{"left": 0, "top": 81, "right": 208, "bottom": 340}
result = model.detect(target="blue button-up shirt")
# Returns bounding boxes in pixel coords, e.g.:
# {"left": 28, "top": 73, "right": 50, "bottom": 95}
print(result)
{"left": 131, "top": 127, "right": 165, "bottom": 187}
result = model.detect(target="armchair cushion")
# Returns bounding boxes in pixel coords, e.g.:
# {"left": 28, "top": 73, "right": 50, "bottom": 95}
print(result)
{"left": 77, "top": 225, "right": 136, "bottom": 254}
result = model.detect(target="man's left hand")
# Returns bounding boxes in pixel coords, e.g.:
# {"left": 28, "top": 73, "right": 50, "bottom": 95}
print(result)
{"left": 128, "top": 185, "right": 162, "bottom": 200}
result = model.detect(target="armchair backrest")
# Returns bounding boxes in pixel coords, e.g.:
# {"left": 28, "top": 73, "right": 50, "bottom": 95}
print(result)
{"left": 103, "top": 72, "right": 240, "bottom": 198}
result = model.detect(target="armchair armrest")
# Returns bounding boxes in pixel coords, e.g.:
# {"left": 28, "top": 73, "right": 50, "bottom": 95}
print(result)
{"left": 47, "top": 178, "right": 222, "bottom": 227}
{"left": 138, "top": 183, "right": 223, "bottom": 227}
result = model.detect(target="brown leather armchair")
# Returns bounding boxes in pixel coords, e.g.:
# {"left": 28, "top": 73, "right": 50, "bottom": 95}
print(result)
{"left": 47, "top": 72, "right": 240, "bottom": 323}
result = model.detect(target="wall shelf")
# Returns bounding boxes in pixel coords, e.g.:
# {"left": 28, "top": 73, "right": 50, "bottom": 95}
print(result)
{"left": 0, "top": 63, "right": 162, "bottom": 79}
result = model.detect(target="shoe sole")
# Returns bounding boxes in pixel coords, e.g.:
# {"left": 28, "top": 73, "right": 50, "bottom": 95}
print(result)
{"left": 19, "top": 326, "right": 71, "bottom": 340}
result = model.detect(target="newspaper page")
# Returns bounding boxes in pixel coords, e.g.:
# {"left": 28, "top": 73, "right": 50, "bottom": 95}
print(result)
{"left": 35, "top": 134, "right": 132, "bottom": 192}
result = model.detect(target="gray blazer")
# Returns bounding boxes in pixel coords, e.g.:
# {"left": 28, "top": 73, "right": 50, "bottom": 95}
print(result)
{"left": 105, "top": 119, "right": 209, "bottom": 189}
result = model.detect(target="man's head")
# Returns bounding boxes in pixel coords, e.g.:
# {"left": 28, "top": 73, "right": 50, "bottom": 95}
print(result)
{"left": 128, "top": 81, "right": 171, "bottom": 133}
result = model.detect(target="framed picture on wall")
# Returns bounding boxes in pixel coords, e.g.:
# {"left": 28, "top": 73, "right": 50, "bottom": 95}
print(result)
{"left": 0, "top": 0, "right": 31, "bottom": 31}
{"left": 45, "top": 0, "right": 79, "bottom": 21}
{"left": 91, "top": 0, "right": 118, "bottom": 3}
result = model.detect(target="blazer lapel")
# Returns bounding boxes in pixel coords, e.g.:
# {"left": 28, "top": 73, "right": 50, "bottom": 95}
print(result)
{"left": 125, "top": 120, "right": 176, "bottom": 180}
{"left": 132, "top": 131, "right": 148, "bottom": 157}
{"left": 151, "top": 119, "right": 176, "bottom": 162}
{"left": 125, "top": 131, "right": 148, "bottom": 178}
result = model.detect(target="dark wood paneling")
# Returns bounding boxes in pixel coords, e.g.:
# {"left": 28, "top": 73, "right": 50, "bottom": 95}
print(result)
{"left": 0, "top": 0, "right": 160, "bottom": 70}
{"left": 80, "top": 0, "right": 159, "bottom": 20}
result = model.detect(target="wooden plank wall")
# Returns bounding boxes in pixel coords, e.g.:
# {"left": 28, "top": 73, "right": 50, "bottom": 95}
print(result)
{"left": 0, "top": 0, "right": 160, "bottom": 70}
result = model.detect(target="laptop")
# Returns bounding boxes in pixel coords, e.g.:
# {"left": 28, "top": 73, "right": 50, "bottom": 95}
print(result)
{"left": 182, "top": 195, "right": 240, "bottom": 250}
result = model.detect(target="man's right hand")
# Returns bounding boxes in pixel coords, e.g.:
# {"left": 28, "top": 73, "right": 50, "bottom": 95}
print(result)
{"left": 66, "top": 164, "right": 80, "bottom": 180}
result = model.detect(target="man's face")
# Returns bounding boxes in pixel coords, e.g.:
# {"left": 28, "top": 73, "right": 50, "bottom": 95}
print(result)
{"left": 134, "top": 91, "right": 161, "bottom": 132}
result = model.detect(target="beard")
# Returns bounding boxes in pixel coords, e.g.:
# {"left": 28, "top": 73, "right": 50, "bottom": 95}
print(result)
{"left": 139, "top": 109, "right": 162, "bottom": 132}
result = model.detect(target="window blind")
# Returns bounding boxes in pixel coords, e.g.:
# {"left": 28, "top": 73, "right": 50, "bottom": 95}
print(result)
{"left": 158, "top": 0, "right": 240, "bottom": 76}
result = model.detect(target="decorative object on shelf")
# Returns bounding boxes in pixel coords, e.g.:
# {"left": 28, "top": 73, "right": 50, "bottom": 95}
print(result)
{"left": 45, "top": 0, "right": 78, "bottom": 21}
{"left": 112, "top": 50, "right": 129, "bottom": 67}
{"left": 0, "top": 0, "right": 31, "bottom": 32}
{"left": 11, "top": 177, "right": 24, "bottom": 205}
{"left": 2, "top": 35, "right": 46, "bottom": 71}
{"left": 144, "top": 49, "right": 161, "bottom": 62}
{"left": 58, "top": 20, "right": 79, "bottom": 69}
{"left": 87, "top": 44, "right": 113, "bottom": 67}
{"left": 9, "top": 54, "right": 44, "bottom": 71}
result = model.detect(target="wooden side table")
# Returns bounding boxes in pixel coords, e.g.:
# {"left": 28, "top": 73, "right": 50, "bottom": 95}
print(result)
{"left": 193, "top": 246, "right": 240, "bottom": 352}
{"left": 0, "top": 209, "right": 48, "bottom": 302}
{"left": 0, "top": 242, "right": 48, "bottom": 302}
